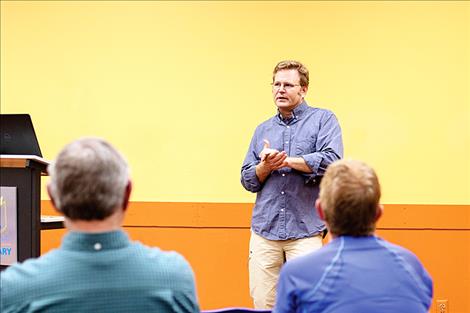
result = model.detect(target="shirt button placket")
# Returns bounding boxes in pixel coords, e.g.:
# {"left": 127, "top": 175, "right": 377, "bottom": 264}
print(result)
{"left": 280, "top": 123, "right": 290, "bottom": 239}
{"left": 279, "top": 190, "right": 287, "bottom": 239}
{"left": 284, "top": 127, "right": 291, "bottom": 155}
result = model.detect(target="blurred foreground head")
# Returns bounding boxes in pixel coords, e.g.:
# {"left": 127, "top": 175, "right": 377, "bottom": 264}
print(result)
{"left": 48, "top": 137, "right": 130, "bottom": 221}
{"left": 318, "top": 159, "right": 381, "bottom": 236}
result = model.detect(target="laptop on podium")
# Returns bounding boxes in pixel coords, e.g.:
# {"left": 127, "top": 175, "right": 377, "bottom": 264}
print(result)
{"left": 0, "top": 114, "right": 42, "bottom": 157}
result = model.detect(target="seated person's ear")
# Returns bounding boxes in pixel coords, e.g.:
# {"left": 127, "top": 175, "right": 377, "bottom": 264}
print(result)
{"left": 315, "top": 199, "right": 325, "bottom": 221}
{"left": 47, "top": 184, "right": 60, "bottom": 213}
{"left": 375, "top": 204, "right": 384, "bottom": 222}
{"left": 122, "top": 180, "right": 132, "bottom": 211}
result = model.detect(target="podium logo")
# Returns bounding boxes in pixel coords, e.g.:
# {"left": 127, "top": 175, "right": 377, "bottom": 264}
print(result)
{"left": 0, "top": 187, "right": 17, "bottom": 265}
{"left": 1, "top": 247, "right": 12, "bottom": 256}
{"left": 0, "top": 196, "right": 7, "bottom": 234}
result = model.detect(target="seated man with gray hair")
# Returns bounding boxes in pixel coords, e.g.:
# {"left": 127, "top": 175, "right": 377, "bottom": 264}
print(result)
{"left": 274, "top": 159, "right": 433, "bottom": 313}
{"left": 1, "top": 138, "right": 199, "bottom": 313}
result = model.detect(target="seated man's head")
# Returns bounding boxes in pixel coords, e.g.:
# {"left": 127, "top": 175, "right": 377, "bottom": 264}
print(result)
{"left": 47, "top": 138, "right": 131, "bottom": 226}
{"left": 316, "top": 159, "right": 382, "bottom": 237}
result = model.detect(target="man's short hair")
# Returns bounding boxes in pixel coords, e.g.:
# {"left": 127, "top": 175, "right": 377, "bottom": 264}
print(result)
{"left": 48, "top": 137, "right": 129, "bottom": 220}
{"left": 273, "top": 60, "right": 309, "bottom": 87}
{"left": 319, "top": 159, "right": 381, "bottom": 236}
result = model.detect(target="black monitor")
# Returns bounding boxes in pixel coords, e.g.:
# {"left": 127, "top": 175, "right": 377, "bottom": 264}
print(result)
{"left": 0, "top": 114, "right": 42, "bottom": 157}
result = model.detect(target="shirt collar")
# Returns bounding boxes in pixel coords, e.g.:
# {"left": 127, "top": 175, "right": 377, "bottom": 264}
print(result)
{"left": 276, "top": 101, "right": 308, "bottom": 124}
{"left": 330, "top": 235, "right": 380, "bottom": 249}
{"left": 61, "top": 230, "right": 130, "bottom": 252}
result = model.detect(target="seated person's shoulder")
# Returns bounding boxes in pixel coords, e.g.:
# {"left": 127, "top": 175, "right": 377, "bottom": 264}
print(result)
{"left": 377, "top": 238, "right": 432, "bottom": 280}
{"left": 137, "top": 243, "right": 189, "bottom": 264}
{"left": 379, "top": 238, "right": 423, "bottom": 265}
{"left": 1, "top": 249, "right": 60, "bottom": 283}
{"left": 134, "top": 243, "right": 195, "bottom": 281}
{"left": 1, "top": 250, "right": 62, "bottom": 307}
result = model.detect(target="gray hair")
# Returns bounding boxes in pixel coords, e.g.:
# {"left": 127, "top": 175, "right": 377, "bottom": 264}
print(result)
{"left": 48, "top": 137, "right": 129, "bottom": 220}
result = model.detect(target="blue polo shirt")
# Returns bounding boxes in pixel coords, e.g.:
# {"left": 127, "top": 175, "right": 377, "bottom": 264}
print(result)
{"left": 274, "top": 236, "right": 433, "bottom": 313}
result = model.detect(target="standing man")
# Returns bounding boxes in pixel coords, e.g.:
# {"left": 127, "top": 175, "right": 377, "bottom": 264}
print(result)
{"left": 241, "top": 60, "right": 343, "bottom": 308}
{"left": 1, "top": 138, "right": 199, "bottom": 313}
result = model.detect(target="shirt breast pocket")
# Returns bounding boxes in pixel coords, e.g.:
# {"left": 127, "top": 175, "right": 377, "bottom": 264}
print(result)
{"left": 295, "top": 138, "right": 316, "bottom": 156}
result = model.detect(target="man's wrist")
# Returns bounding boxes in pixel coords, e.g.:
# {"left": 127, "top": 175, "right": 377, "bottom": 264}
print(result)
{"left": 285, "top": 157, "right": 293, "bottom": 168}
{"left": 256, "top": 162, "right": 269, "bottom": 175}
{"left": 255, "top": 162, "right": 271, "bottom": 182}
{"left": 285, "top": 156, "right": 313, "bottom": 173}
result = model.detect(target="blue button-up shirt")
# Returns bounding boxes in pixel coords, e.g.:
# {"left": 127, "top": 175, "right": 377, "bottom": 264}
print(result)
{"left": 241, "top": 102, "right": 343, "bottom": 240}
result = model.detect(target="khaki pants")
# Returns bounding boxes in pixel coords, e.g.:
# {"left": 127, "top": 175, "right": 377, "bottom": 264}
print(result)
{"left": 248, "top": 231, "right": 323, "bottom": 309}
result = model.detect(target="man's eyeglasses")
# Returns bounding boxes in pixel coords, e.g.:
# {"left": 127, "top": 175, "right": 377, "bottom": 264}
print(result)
{"left": 271, "top": 82, "right": 301, "bottom": 91}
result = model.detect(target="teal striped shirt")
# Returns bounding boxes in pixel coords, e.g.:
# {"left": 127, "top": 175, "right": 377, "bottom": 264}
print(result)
{"left": 1, "top": 230, "right": 199, "bottom": 313}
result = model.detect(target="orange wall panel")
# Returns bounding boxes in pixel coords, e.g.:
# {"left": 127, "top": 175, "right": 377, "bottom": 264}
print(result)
{"left": 41, "top": 201, "right": 470, "bottom": 311}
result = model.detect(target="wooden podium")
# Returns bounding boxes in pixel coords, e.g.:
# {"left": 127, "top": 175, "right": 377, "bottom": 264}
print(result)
{"left": 0, "top": 155, "right": 58, "bottom": 269}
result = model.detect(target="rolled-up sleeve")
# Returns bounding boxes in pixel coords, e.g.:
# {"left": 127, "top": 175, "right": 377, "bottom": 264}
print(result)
{"left": 301, "top": 111, "right": 343, "bottom": 183}
{"left": 241, "top": 128, "right": 263, "bottom": 193}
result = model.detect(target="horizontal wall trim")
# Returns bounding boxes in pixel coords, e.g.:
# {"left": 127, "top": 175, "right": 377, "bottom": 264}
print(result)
{"left": 41, "top": 201, "right": 469, "bottom": 230}
{"left": 123, "top": 226, "right": 250, "bottom": 230}
{"left": 376, "top": 228, "right": 470, "bottom": 231}
{"left": 124, "top": 226, "right": 469, "bottom": 231}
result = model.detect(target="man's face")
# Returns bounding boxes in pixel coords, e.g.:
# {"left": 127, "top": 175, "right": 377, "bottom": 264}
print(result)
{"left": 272, "top": 69, "right": 308, "bottom": 113}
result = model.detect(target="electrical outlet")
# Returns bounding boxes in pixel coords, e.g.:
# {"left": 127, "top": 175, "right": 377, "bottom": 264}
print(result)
{"left": 436, "top": 300, "right": 448, "bottom": 313}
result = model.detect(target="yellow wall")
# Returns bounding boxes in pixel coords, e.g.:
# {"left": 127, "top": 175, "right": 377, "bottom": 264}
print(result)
{"left": 1, "top": 1, "right": 469, "bottom": 204}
